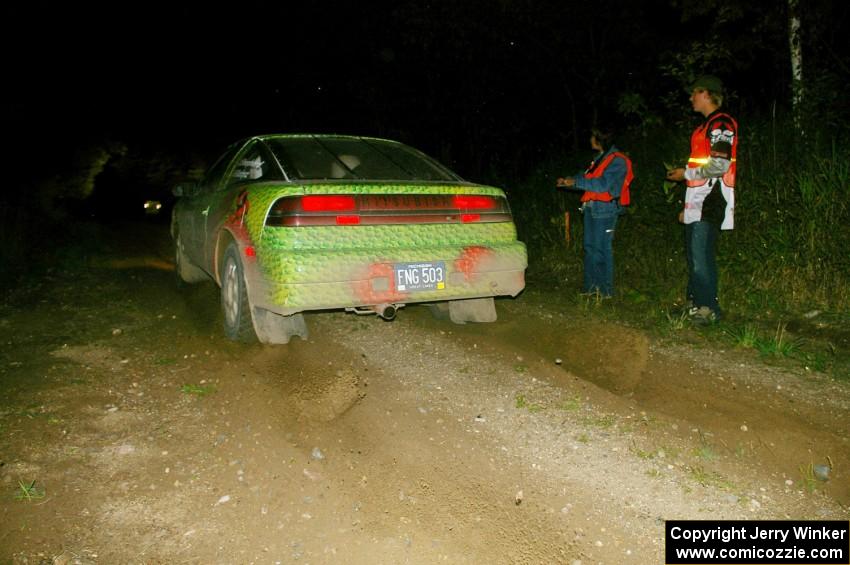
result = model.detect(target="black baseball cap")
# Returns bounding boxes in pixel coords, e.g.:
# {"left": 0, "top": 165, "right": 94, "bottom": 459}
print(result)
{"left": 690, "top": 75, "right": 724, "bottom": 95}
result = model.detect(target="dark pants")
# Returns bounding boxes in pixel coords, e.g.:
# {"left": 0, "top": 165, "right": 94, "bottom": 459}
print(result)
{"left": 583, "top": 210, "right": 618, "bottom": 297}
{"left": 685, "top": 221, "right": 720, "bottom": 315}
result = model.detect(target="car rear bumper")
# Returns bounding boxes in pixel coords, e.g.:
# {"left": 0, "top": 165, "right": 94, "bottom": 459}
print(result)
{"left": 250, "top": 242, "right": 527, "bottom": 315}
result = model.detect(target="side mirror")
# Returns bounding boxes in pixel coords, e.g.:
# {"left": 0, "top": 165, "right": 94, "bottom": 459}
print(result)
{"left": 172, "top": 181, "right": 198, "bottom": 197}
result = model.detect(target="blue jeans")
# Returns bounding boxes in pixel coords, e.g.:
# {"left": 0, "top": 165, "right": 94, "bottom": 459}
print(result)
{"left": 583, "top": 207, "right": 618, "bottom": 296}
{"left": 685, "top": 221, "right": 720, "bottom": 315}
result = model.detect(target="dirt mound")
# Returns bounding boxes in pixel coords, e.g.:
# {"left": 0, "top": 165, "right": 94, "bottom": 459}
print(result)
{"left": 582, "top": 322, "right": 650, "bottom": 393}
{"left": 293, "top": 367, "right": 367, "bottom": 422}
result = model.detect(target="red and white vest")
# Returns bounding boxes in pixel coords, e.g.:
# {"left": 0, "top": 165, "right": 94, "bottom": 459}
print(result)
{"left": 684, "top": 112, "right": 737, "bottom": 229}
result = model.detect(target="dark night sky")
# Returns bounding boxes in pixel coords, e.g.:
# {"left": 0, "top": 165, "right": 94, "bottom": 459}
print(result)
{"left": 2, "top": 1, "right": 847, "bottom": 186}
{"left": 3, "top": 3, "right": 679, "bottom": 147}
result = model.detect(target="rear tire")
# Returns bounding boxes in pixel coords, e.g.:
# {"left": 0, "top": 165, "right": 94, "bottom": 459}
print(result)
{"left": 221, "top": 243, "right": 257, "bottom": 342}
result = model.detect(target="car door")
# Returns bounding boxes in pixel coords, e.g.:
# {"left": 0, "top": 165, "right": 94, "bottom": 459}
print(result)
{"left": 173, "top": 184, "right": 201, "bottom": 262}
{"left": 180, "top": 144, "right": 242, "bottom": 270}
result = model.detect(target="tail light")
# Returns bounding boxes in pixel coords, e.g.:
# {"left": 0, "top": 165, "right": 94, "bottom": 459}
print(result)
{"left": 452, "top": 195, "right": 496, "bottom": 209}
{"left": 300, "top": 195, "right": 356, "bottom": 212}
{"left": 266, "top": 193, "right": 511, "bottom": 227}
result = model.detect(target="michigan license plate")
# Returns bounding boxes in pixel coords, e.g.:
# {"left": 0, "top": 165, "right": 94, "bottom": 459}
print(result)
{"left": 394, "top": 261, "right": 446, "bottom": 292}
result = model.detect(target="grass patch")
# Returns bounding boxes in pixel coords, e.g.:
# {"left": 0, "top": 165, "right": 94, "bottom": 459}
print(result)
{"left": 693, "top": 432, "right": 718, "bottom": 461}
{"left": 663, "top": 308, "right": 689, "bottom": 332}
{"left": 558, "top": 397, "right": 582, "bottom": 411}
{"left": 181, "top": 383, "right": 216, "bottom": 396}
{"left": 581, "top": 414, "right": 616, "bottom": 429}
{"left": 14, "top": 480, "right": 45, "bottom": 501}
{"left": 798, "top": 462, "right": 819, "bottom": 493}
{"left": 755, "top": 323, "right": 805, "bottom": 357}
{"left": 801, "top": 350, "right": 834, "bottom": 373}
{"left": 514, "top": 394, "right": 542, "bottom": 412}
{"left": 688, "top": 466, "right": 734, "bottom": 490}
{"left": 630, "top": 443, "right": 656, "bottom": 460}
{"left": 692, "top": 444, "right": 717, "bottom": 461}
{"left": 733, "top": 442, "right": 754, "bottom": 459}
{"left": 725, "top": 324, "right": 759, "bottom": 349}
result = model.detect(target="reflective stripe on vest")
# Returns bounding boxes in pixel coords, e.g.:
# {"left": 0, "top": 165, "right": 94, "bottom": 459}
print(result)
{"left": 686, "top": 112, "right": 738, "bottom": 188}
{"left": 580, "top": 151, "right": 634, "bottom": 205}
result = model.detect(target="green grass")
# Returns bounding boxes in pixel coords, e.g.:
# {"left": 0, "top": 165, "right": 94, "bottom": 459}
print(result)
{"left": 515, "top": 394, "right": 542, "bottom": 412}
{"left": 798, "top": 462, "right": 818, "bottom": 494}
{"left": 558, "top": 397, "right": 582, "bottom": 411}
{"left": 14, "top": 480, "right": 45, "bottom": 502}
{"left": 181, "top": 383, "right": 216, "bottom": 396}
{"left": 688, "top": 465, "right": 734, "bottom": 490}
{"left": 725, "top": 324, "right": 759, "bottom": 349}
{"left": 693, "top": 444, "right": 718, "bottom": 461}
{"left": 801, "top": 350, "right": 834, "bottom": 373}
{"left": 581, "top": 414, "right": 616, "bottom": 429}
{"left": 733, "top": 442, "right": 754, "bottom": 459}
{"left": 630, "top": 443, "right": 656, "bottom": 459}
{"left": 663, "top": 308, "right": 689, "bottom": 332}
{"left": 755, "top": 323, "right": 805, "bottom": 357}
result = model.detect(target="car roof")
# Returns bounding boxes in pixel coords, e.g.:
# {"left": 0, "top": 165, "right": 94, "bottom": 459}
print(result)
{"left": 250, "top": 133, "right": 405, "bottom": 145}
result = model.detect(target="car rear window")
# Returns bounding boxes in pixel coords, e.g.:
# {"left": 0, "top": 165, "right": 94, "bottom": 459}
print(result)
{"left": 264, "top": 137, "right": 462, "bottom": 182}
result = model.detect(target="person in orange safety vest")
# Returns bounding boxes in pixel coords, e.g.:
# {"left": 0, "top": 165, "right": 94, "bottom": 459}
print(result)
{"left": 666, "top": 75, "right": 738, "bottom": 324}
{"left": 557, "top": 127, "right": 633, "bottom": 297}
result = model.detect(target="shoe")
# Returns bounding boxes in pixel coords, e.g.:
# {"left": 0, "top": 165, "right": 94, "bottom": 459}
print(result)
{"left": 688, "top": 306, "right": 717, "bottom": 325}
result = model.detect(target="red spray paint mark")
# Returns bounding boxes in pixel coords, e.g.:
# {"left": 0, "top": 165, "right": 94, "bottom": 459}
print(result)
{"left": 454, "top": 246, "right": 493, "bottom": 282}
{"left": 226, "top": 191, "right": 250, "bottom": 228}
{"left": 225, "top": 191, "right": 252, "bottom": 241}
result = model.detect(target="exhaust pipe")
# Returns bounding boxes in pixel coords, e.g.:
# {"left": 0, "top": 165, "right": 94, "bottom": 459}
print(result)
{"left": 346, "top": 303, "right": 403, "bottom": 320}
{"left": 377, "top": 304, "right": 397, "bottom": 320}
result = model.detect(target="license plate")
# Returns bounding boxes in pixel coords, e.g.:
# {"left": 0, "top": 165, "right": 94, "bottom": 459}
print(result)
{"left": 394, "top": 261, "right": 446, "bottom": 292}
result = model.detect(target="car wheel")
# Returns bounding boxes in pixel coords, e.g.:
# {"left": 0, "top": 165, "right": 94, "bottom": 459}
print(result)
{"left": 221, "top": 243, "right": 258, "bottom": 342}
{"left": 175, "top": 234, "right": 207, "bottom": 285}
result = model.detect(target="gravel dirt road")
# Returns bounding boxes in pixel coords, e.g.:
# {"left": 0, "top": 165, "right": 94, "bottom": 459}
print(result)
{"left": 1, "top": 223, "right": 848, "bottom": 564}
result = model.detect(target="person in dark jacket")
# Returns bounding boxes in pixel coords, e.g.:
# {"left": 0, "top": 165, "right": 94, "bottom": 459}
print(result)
{"left": 557, "top": 128, "right": 633, "bottom": 297}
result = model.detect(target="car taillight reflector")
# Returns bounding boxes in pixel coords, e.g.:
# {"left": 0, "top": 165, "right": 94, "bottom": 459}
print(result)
{"left": 452, "top": 195, "right": 496, "bottom": 209}
{"left": 460, "top": 213, "right": 481, "bottom": 223}
{"left": 335, "top": 215, "right": 361, "bottom": 225}
{"left": 301, "top": 195, "right": 356, "bottom": 212}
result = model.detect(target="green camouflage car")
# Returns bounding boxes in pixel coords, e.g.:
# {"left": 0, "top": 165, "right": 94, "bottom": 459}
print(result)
{"left": 171, "top": 134, "right": 527, "bottom": 344}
